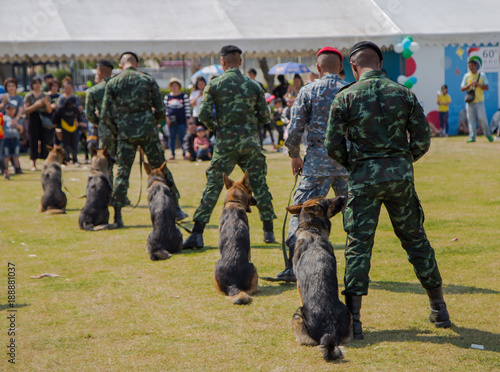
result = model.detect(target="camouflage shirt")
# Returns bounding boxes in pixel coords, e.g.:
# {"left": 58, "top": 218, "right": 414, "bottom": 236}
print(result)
{"left": 286, "top": 73, "right": 348, "bottom": 177}
{"left": 325, "top": 70, "right": 431, "bottom": 190}
{"left": 85, "top": 77, "right": 111, "bottom": 126}
{"left": 101, "top": 67, "right": 165, "bottom": 140}
{"left": 198, "top": 68, "right": 269, "bottom": 148}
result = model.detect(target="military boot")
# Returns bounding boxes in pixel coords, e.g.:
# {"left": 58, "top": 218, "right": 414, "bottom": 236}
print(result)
{"left": 276, "top": 243, "right": 296, "bottom": 282}
{"left": 114, "top": 207, "right": 124, "bottom": 228}
{"left": 263, "top": 220, "right": 276, "bottom": 244}
{"left": 346, "top": 295, "right": 364, "bottom": 340}
{"left": 182, "top": 221, "right": 205, "bottom": 249}
{"left": 426, "top": 286, "right": 451, "bottom": 328}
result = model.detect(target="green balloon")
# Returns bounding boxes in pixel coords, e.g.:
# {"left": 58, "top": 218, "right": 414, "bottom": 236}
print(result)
{"left": 404, "top": 80, "right": 413, "bottom": 89}
{"left": 402, "top": 49, "right": 413, "bottom": 59}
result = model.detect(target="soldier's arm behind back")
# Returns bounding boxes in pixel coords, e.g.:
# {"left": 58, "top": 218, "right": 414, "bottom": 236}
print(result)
{"left": 255, "top": 86, "right": 270, "bottom": 126}
{"left": 198, "top": 84, "right": 215, "bottom": 131}
{"left": 407, "top": 92, "right": 431, "bottom": 162}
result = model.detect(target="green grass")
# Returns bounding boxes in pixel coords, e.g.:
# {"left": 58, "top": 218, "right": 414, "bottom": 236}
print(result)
{"left": 1, "top": 136, "right": 499, "bottom": 371}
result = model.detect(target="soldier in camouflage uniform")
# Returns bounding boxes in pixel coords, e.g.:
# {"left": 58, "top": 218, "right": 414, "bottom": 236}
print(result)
{"left": 276, "top": 47, "right": 349, "bottom": 282}
{"left": 325, "top": 41, "right": 451, "bottom": 340}
{"left": 85, "top": 59, "right": 115, "bottom": 180}
{"left": 101, "top": 52, "right": 186, "bottom": 227}
{"left": 182, "top": 45, "right": 277, "bottom": 249}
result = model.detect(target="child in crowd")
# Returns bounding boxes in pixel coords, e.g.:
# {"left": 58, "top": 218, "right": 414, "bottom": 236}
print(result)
{"left": 437, "top": 85, "right": 451, "bottom": 137}
{"left": 273, "top": 98, "right": 285, "bottom": 152}
{"left": 262, "top": 93, "right": 276, "bottom": 150}
{"left": 52, "top": 96, "right": 83, "bottom": 165}
{"left": 282, "top": 96, "right": 295, "bottom": 125}
{"left": 182, "top": 119, "right": 198, "bottom": 161}
{"left": 1, "top": 101, "right": 24, "bottom": 179}
{"left": 193, "top": 126, "right": 212, "bottom": 161}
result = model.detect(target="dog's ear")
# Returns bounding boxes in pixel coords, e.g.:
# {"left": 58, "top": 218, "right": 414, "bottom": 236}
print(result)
{"left": 46, "top": 145, "right": 53, "bottom": 152}
{"left": 143, "top": 162, "right": 153, "bottom": 176}
{"left": 109, "top": 156, "right": 116, "bottom": 165}
{"left": 159, "top": 161, "right": 167, "bottom": 175}
{"left": 326, "top": 196, "right": 346, "bottom": 219}
{"left": 286, "top": 203, "right": 303, "bottom": 215}
{"left": 241, "top": 170, "right": 250, "bottom": 189}
{"left": 223, "top": 173, "right": 234, "bottom": 190}
{"left": 246, "top": 196, "right": 257, "bottom": 213}
{"left": 90, "top": 144, "right": 98, "bottom": 157}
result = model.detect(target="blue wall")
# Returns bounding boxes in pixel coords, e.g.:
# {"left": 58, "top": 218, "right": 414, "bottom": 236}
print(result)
{"left": 445, "top": 44, "right": 499, "bottom": 135}
{"left": 342, "top": 51, "right": 401, "bottom": 83}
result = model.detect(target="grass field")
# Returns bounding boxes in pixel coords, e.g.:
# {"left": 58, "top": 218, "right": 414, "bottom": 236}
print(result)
{"left": 1, "top": 137, "right": 499, "bottom": 371}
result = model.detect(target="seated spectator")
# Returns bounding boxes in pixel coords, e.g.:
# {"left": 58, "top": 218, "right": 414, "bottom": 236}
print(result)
{"left": 182, "top": 118, "right": 197, "bottom": 161}
{"left": 489, "top": 109, "right": 500, "bottom": 139}
{"left": 193, "top": 126, "right": 212, "bottom": 161}
{"left": 458, "top": 108, "right": 469, "bottom": 135}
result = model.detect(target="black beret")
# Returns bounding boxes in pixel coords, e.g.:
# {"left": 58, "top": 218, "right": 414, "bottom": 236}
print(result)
{"left": 119, "top": 51, "right": 139, "bottom": 63}
{"left": 220, "top": 45, "right": 242, "bottom": 56}
{"left": 349, "top": 41, "right": 383, "bottom": 61}
{"left": 97, "top": 59, "right": 113, "bottom": 69}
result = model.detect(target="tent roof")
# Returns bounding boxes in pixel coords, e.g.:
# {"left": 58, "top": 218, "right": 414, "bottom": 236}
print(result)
{"left": 2, "top": 0, "right": 499, "bottom": 63}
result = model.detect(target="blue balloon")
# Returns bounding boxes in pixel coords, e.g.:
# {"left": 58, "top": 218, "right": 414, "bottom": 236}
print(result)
{"left": 408, "top": 76, "right": 417, "bottom": 84}
{"left": 402, "top": 38, "right": 412, "bottom": 49}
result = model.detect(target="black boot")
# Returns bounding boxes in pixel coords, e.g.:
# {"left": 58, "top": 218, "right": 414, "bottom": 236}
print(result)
{"left": 263, "top": 220, "right": 276, "bottom": 244}
{"left": 114, "top": 207, "right": 124, "bottom": 228}
{"left": 426, "top": 286, "right": 451, "bottom": 328}
{"left": 182, "top": 221, "right": 205, "bottom": 249}
{"left": 346, "top": 295, "right": 364, "bottom": 340}
{"left": 276, "top": 243, "right": 296, "bottom": 282}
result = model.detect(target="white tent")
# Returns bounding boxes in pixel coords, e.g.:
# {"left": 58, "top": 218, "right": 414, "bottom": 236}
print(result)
{"left": 2, "top": 0, "right": 500, "bottom": 63}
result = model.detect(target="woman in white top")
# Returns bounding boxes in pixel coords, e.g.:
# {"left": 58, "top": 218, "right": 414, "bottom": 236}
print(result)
{"left": 189, "top": 77, "right": 206, "bottom": 125}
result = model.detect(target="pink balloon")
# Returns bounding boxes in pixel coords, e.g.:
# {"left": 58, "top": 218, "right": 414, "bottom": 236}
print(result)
{"left": 406, "top": 57, "right": 416, "bottom": 76}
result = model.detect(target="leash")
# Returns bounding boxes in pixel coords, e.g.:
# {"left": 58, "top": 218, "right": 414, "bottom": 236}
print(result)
{"left": 62, "top": 181, "right": 86, "bottom": 199}
{"left": 124, "top": 146, "right": 143, "bottom": 211}
{"left": 175, "top": 221, "right": 192, "bottom": 234}
{"left": 281, "top": 168, "right": 301, "bottom": 267}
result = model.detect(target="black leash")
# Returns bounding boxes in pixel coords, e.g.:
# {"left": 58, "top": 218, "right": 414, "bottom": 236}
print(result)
{"left": 281, "top": 168, "right": 301, "bottom": 267}
{"left": 175, "top": 221, "right": 192, "bottom": 234}
{"left": 124, "top": 146, "right": 143, "bottom": 211}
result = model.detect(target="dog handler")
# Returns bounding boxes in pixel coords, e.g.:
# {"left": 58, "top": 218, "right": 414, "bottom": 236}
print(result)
{"left": 275, "top": 47, "right": 349, "bottom": 282}
{"left": 85, "top": 59, "right": 116, "bottom": 181}
{"left": 101, "top": 52, "right": 187, "bottom": 227}
{"left": 325, "top": 41, "right": 451, "bottom": 339}
{"left": 183, "top": 45, "right": 277, "bottom": 249}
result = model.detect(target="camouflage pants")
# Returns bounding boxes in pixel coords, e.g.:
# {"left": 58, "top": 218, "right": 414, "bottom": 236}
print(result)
{"left": 99, "top": 125, "right": 117, "bottom": 185}
{"left": 192, "top": 144, "right": 276, "bottom": 223}
{"left": 286, "top": 174, "right": 348, "bottom": 250}
{"left": 111, "top": 134, "right": 180, "bottom": 208}
{"left": 342, "top": 180, "right": 443, "bottom": 296}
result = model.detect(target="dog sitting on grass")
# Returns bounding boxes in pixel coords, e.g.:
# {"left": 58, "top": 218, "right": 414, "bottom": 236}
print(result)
{"left": 78, "top": 145, "right": 116, "bottom": 231}
{"left": 286, "top": 196, "right": 352, "bottom": 361}
{"left": 40, "top": 145, "right": 67, "bottom": 214}
{"left": 214, "top": 171, "right": 258, "bottom": 305}
{"left": 144, "top": 161, "right": 182, "bottom": 261}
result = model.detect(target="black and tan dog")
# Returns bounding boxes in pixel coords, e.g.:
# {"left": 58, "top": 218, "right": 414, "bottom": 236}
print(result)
{"left": 40, "top": 146, "right": 67, "bottom": 214}
{"left": 214, "top": 171, "right": 258, "bottom": 305}
{"left": 78, "top": 145, "right": 116, "bottom": 231}
{"left": 286, "top": 196, "right": 352, "bottom": 361}
{"left": 144, "top": 161, "right": 182, "bottom": 261}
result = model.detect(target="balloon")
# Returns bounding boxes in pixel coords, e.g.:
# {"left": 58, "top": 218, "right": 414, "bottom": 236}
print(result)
{"left": 397, "top": 75, "right": 407, "bottom": 85}
{"left": 409, "top": 42, "right": 420, "bottom": 52}
{"left": 394, "top": 43, "right": 404, "bottom": 54}
{"left": 402, "top": 37, "right": 412, "bottom": 49}
{"left": 86, "top": 80, "right": 92, "bottom": 87}
{"left": 404, "top": 80, "right": 414, "bottom": 89}
{"left": 402, "top": 49, "right": 413, "bottom": 59}
{"left": 408, "top": 76, "right": 417, "bottom": 85}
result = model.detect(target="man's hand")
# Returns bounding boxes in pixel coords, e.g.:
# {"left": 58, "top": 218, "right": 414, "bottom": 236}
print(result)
{"left": 291, "top": 157, "right": 303, "bottom": 175}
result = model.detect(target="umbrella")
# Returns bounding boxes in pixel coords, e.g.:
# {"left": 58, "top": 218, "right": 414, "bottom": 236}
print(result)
{"left": 268, "top": 62, "right": 310, "bottom": 75}
{"left": 191, "top": 65, "right": 224, "bottom": 84}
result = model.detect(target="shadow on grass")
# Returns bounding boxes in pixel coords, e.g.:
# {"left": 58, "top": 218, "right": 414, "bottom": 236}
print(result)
{"left": 0, "top": 303, "right": 30, "bottom": 311}
{"left": 255, "top": 282, "right": 296, "bottom": 297}
{"left": 120, "top": 225, "right": 152, "bottom": 229}
{"left": 350, "top": 325, "right": 500, "bottom": 352}
{"left": 370, "top": 281, "right": 499, "bottom": 295}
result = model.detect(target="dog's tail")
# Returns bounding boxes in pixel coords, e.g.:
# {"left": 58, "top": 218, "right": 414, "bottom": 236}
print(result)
{"left": 44, "top": 209, "right": 66, "bottom": 215}
{"left": 319, "top": 334, "right": 344, "bottom": 361}
{"left": 227, "top": 286, "right": 252, "bottom": 305}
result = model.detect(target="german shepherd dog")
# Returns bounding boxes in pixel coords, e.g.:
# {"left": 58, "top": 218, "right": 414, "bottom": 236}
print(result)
{"left": 214, "top": 171, "right": 258, "bottom": 305}
{"left": 144, "top": 161, "right": 182, "bottom": 261}
{"left": 78, "top": 145, "right": 116, "bottom": 231}
{"left": 286, "top": 196, "right": 352, "bottom": 361}
{"left": 40, "top": 146, "right": 67, "bottom": 214}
